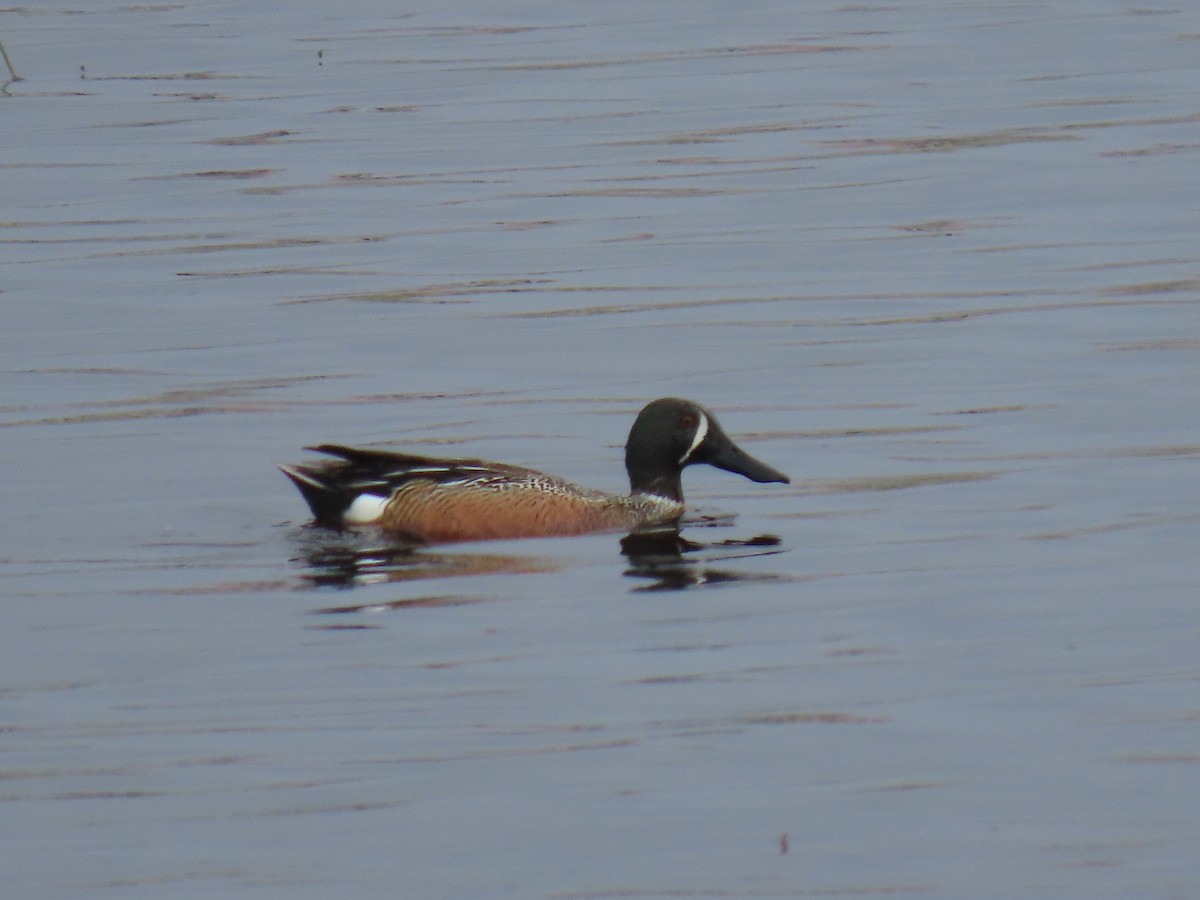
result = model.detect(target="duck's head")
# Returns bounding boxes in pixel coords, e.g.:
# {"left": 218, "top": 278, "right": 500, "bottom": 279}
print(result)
{"left": 624, "top": 397, "right": 790, "bottom": 502}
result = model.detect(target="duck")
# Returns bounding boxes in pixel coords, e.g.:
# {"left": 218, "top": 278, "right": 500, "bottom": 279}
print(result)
{"left": 279, "top": 397, "right": 788, "bottom": 544}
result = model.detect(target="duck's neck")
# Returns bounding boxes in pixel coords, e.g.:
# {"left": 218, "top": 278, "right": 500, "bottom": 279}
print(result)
{"left": 629, "top": 469, "right": 684, "bottom": 503}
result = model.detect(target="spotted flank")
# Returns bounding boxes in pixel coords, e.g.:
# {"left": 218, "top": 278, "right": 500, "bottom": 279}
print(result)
{"left": 279, "top": 397, "right": 789, "bottom": 544}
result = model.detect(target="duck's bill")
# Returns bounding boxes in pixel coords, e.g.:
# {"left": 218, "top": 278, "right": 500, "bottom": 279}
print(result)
{"left": 706, "top": 438, "right": 790, "bottom": 484}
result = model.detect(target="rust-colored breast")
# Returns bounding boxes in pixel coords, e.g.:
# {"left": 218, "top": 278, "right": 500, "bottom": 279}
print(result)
{"left": 377, "top": 475, "right": 680, "bottom": 543}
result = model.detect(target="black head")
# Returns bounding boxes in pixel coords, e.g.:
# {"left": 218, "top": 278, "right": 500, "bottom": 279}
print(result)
{"left": 624, "top": 398, "right": 789, "bottom": 501}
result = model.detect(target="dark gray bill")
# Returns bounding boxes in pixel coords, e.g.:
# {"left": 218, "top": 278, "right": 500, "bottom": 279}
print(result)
{"left": 704, "top": 435, "right": 790, "bottom": 484}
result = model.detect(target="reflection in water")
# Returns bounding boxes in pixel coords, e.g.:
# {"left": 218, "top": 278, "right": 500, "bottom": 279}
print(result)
{"left": 293, "top": 529, "right": 560, "bottom": 590}
{"left": 310, "top": 594, "right": 490, "bottom": 623}
{"left": 620, "top": 528, "right": 787, "bottom": 592}
{"left": 290, "top": 521, "right": 788, "bottom": 608}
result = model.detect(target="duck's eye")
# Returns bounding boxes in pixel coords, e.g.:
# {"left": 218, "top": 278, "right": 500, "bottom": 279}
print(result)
{"left": 680, "top": 413, "right": 698, "bottom": 429}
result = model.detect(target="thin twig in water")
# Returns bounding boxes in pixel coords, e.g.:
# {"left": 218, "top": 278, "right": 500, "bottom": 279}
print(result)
{"left": 1, "top": 37, "right": 22, "bottom": 82}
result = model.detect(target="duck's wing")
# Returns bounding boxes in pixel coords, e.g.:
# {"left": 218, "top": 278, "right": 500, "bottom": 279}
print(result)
{"left": 308, "top": 444, "right": 542, "bottom": 486}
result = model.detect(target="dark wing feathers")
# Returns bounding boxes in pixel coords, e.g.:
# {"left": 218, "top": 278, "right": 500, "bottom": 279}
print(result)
{"left": 307, "top": 444, "right": 527, "bottom": 485}
{"left": 306, "top": 444, "right": 433, "bottom": 467}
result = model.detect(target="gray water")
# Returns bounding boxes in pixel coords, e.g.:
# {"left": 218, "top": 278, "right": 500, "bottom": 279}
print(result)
{"left": 3, "top": 2, "right": 1199, "bottom": 897}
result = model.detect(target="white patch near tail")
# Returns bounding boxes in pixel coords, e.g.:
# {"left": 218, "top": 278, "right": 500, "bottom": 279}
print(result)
{"left": 678, "top": 411, "right": 710, "bottom": 465}
{"left": 344, "top": 492, "right": 389, "bottom": 524}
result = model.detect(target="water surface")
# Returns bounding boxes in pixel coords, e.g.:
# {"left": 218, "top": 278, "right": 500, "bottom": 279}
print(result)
{"left": 3, "top": 2, "right": 1199, "bottom": 897}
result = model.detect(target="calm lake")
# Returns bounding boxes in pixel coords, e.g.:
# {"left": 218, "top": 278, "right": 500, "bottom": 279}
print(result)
{"left": 3, "top": 2, "right": 1199, "bottom": 897}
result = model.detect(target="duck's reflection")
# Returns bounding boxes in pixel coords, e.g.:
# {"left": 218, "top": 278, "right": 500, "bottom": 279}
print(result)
{"left": 294, "top": 531, "right": 560, "bottom": 590}
{"left": 291, "top": 521, "right": 786, "bottom": 597}
{"left": 620, "top": 527, "right": 787, "bottom": 592}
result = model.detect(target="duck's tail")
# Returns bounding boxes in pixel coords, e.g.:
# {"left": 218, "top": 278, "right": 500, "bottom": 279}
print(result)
{"left": 278, "top": 463, "right": 353, "bottom": 524}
